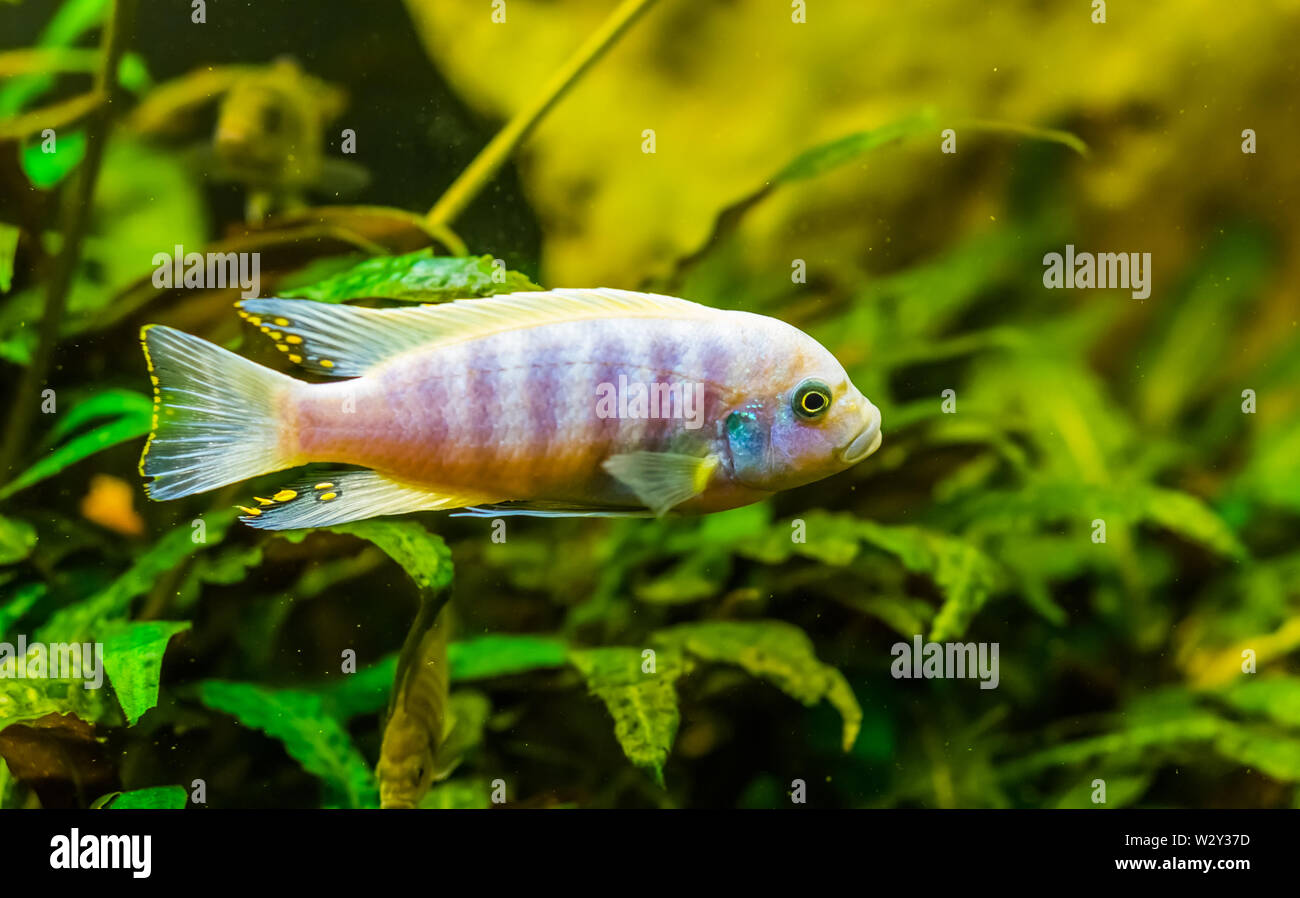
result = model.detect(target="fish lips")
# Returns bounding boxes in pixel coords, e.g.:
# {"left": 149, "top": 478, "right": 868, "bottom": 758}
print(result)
{"left": 839, "top": 409, "right": 883, "bottom": 464}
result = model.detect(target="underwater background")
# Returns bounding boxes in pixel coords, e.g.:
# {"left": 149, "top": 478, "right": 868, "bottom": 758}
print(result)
{"left": 1, "top": 0, "right": 1298, "bottom": 809}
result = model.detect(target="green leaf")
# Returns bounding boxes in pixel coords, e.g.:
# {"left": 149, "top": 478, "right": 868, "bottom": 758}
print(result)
{"left": 316, "top": 657, "right": 397, "bottom": 720}
{"left": 0, "top": 0, "right": 107, "bottom": 118}
{"left": 199, "top": 680, "right": 378, "bottom": 808}
{"left": 39, "top": 389, "right": 153, "bottom": 449}
{"left": 905, "top": 536, "right": 999, "bottom": 643}
{"left": 280, "top": 250, "right": 541, "bottom": 303}
{"left": 418, "top": 779, "right": 491, "bottom": 809}
{"left": 0, "top": 582, "right": 44, "bottom": 640}
{"left": 1005, "top": 711, "right": 1300, "bottom": 784}
{"left": 0, "top": 516, "right": 37, "bottom": 565}
{"left": 21, "top": 128, "right": 86, "bottom": 188}
{"left": 1136, "top": 486, "right": 1248, "bottom": 560}
{"left": 839, "top": 595, "right": 936, "bottom": 639}
{"left": 952, "top": 480, "right": 1247, "bottom": 560}
{"left": 38, "top": 511, "right": 235, "bottom": 643}
{"left": 98, "top": 620, "right": 190, "bottom": 725}
{"left": 1003, "top": 713, "right": 1226, "bottom": 775}
{"left": 738, "top": 511, "right": 1001, "bottom": 641}
{"left": 653, "top": 620, "right": 862, "bottom": 752}
{"left": 1213, "top": 726, "right": 1300, "bottom": 781}
{"left": 1236, "top": 417, "right": 1300, "bottom": 514}
{"left": 0, "top": 652, "right": 112, "bottom": 729}
{"left": 1052, "top": 772, "right": 1152, "bottom": 809}
{"left": 773, "top": 111, "right": 941, "bottom": 183}
{"left": 324, "top": 520, "right": 453, "bottom": 592}
{"left": 1137, "top": 227, "right": 1273, "bottom": 427}
{"left": 0, "top": 757, "right": 25, "bottom": 809}
{"left": 314, "top": 635, "right": 569, "bottom": 721}
{"left": 177, "top": 545, "right": 264, "bottom": 611}
{"left": 115, "top": 52, "right": 152, "bottom": 94}
{"left": 450, "top": 634, "right": 569, "bottom": 681}
{"left": 634, "top": 549, "right": 732, "bottom": 604}
{"left": 569, "top": 646, "right": 686, "bottom": 786}
{"left": 98, "top": 785, "right": 187, "bottom": 809}
{"left": 675, "top": 111, "right": 1083, "bottom": 277}
{"left": 0, "top": 395, "right": 152, "bottom": 500}
{"left": 0, "top": 137, "right": 208, "bottom": 350}
{"left": 1216, "top": 677, "right": 1300, "bottom": 728}
{"left": 438, "top": 689, "right": 492, "bottom": 774}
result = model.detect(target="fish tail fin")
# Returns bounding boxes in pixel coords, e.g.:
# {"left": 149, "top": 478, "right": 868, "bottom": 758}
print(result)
{"left": 139, "top": 324, "right": 300, "bottom": 500}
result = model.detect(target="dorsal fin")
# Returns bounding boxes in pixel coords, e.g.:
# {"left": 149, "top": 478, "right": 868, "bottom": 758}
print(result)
{"left": 236, "top": 289, "right": 719, "bottom": 377}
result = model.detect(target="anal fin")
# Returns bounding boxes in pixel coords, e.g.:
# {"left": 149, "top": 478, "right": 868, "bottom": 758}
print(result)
{"left": 237, "top": 470, "right": 499, "bottom": 530}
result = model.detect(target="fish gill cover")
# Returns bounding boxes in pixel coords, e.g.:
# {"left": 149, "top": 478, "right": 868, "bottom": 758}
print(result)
{"left": 0, "top": 0, "right": 1295, "bottom": 816}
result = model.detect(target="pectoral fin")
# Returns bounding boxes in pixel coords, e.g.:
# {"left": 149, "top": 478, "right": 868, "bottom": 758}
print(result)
{"left": 601, "top": 451, "right": 719, "bottom": 517}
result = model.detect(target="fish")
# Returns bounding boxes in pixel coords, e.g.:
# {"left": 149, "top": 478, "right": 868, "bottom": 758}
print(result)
{"left": 377, "top": 600, "right": 453, "bottom": 809}
{"left": 138, "top": 288, "right": 883, "bottom": 529}
{"left": 209, "top": 58, "right": 368, "bottom": 220}
{"left": 128, "top": 58, "right": 367, "bottom": 222}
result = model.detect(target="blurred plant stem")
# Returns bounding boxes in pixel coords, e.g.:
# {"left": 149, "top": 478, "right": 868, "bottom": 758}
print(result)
{"left": 426, "top": 0, "right": 661, "bottom": 229}
{"left": 0, "top": 0, "right": 134, "bottom": 480}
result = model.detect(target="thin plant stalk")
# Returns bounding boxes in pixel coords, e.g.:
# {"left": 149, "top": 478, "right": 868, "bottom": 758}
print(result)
{"left": 426, "top": 0, "right": 661, "bottom": 228}
{"left": 0, "top": 0, "right": 135, "bottom": 480}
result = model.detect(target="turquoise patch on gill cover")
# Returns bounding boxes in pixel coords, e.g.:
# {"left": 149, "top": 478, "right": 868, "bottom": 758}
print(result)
{"left": 726, "top": 403, "right": 767, "bottom": 482}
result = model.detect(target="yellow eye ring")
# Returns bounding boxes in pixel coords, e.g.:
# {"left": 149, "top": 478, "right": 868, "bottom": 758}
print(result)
{"left": 793, "top": 379, "right": 832, "bottom": 419}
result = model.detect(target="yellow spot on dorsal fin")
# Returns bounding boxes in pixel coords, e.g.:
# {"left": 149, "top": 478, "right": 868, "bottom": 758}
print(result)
{"left": 285, "top": 335, "right": 303, "bottom": 344}
{"left": 238, "top": 505, "right": 262, "bottom": 516}
{"left": 273, "top": 489, "right": 297, "bottom": 502}
{"left": 318, "top": 492, "right": 338, "bottom": 502}
{"left": 271, "top": 331, "right": 283, "bottom": 340}
{"left": 274, "top": 317, "right": 290, "bottom": 326}
{"left": 248, "top": 316, "right": 262, "bottom": 326}
{"left": 288, "top": 354, "right": 303, "bottom": 364}
{"left": 319, "top": 359, "right": 335, "bottom": 368}
{"left": 254, "top": 496, "right": 274, "bottom": 506}
{"left": 314, "top": 482, "right": 334, "bottom": 490}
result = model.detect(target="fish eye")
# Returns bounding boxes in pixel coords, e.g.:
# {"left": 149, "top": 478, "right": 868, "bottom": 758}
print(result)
{"left": 792, "top": 379, "right": 832, "bottom": 419}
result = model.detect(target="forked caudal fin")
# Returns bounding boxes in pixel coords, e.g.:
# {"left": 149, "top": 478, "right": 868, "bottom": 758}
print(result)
{"left": 140, "top": 325, "right": 300, "bottom": 500}
{"left": 140, "top": 324, "right": 503, "bottom": 527}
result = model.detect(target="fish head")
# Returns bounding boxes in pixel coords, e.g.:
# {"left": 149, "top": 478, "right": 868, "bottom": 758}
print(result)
{"left": 375, "top": 703, "right": 439, "bottom": 809}
{"left": 725, "top": 333, "right": 881, "bottom": 491}
{"left": 214, "top": 78, "right": 306, "bottom": 177}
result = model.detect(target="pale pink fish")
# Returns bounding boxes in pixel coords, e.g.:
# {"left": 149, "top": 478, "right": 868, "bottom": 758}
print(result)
{"left": 138, "top": 289, "right": 882, "bottom": 528}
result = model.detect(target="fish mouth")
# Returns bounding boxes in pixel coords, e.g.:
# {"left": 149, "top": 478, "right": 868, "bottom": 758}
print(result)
{"left": 839, "top": 411, "right": 883, "bottom": 464}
